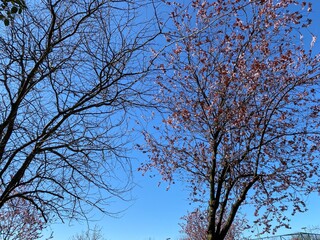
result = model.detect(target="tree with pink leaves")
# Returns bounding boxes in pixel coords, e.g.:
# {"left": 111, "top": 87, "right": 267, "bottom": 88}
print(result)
{"left": 0, "top": 187, "right": 48, "bottom": 240}
{"left": 180, "top": 208, "right": 246, "bottom": 240}
{"left": 140, "top": 0, "right": 320, "bottom": 239}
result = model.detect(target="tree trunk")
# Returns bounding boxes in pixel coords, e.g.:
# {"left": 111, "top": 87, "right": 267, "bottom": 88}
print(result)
{"left": 207, "top": 233, "right": 225, "bottom": 240}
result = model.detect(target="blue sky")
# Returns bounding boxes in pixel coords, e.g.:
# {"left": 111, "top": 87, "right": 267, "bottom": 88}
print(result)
{"left": 39, "top": 1, "right": 320, "bottom": 240}
{"left": 42, "top": 150, "right": 193, "bottom": 240}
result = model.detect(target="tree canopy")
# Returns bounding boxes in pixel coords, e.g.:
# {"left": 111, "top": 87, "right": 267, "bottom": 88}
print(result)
{"left": 0, "top": 0, "right": 161, "bottom": 233}
{"left": 140, "top": 0, "right": 320, "bottom": 239}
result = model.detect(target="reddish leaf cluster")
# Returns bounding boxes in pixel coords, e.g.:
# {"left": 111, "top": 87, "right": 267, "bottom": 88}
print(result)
{"left": 0, "top": 187, "right": 46, "bottom": 240}
{"left": 180, "top": 208, "right": 208, "bottom": 240}
{"left": 179, "top": 208, "right": 246, "bottom": 240}
{"left": 140, "top": 0, "right": 320, "bottom": 238}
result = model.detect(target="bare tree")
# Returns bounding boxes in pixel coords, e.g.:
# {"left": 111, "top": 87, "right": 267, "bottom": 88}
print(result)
{"left": 0, "top": 0, "right": 161, "bottom": 229}
{"left": 71, "top": 225, "right": 105, "bottom": 240}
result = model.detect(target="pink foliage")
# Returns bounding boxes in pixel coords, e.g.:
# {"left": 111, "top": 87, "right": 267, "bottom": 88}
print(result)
{"left": 140, "top": 0, "right": 320, "bottom": 238}
{"left": 180, "top": 208, "right": 207, "bottom": 240}
{"left": 0, "top": 188, "right": 46, "bottom": 240}
{"left": 180, "top": 208, "right": 246, "bottom": 240}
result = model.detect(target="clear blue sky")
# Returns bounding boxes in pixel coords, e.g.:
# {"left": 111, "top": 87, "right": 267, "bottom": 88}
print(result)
{"left": 41, "top": 149, "right": 194, "bottom": 240}
{"left": 41, "top": 1, "right": 320, "bottom": 239}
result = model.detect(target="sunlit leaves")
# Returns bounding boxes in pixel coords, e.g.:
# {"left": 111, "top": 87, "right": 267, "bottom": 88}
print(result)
{"left": 141, "top": 0, "right": 320, "bottom": 238}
